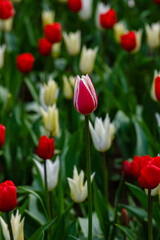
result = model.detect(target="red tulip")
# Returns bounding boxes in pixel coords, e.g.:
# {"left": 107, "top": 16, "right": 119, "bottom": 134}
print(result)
{"left": 155, "top": 76, "right": 160, "bottom": 101}
{"left": 130, "top": 155, "right": 152, "bottom": 179}
{"left": 153, "top": 0, "right": 160, "bottom": 3}
{"left": 100, "top": 9, "right": 117, "bottom": 29}
{"left": 122, "top": 160, "right": 131, "bottom": 177}
{"left": 120, "top": 31, "right": 136, "bottom": 51}
{"left": 0, "top": 124, "right": 5, "bottom": 148}
{"left": 73, "top": 74, "right": 98, "bottom": 115}
{"left": 38, "top": 38, "right": 52, "bottom": 56}
{"left": 0, "top": 0, "right": 14, "bottom": 20}
{"left": 120, "top": 208, "right": 130, "bottom": 227}
{"left": 0, "top": 180, "right": 17, "bottom": 212}
{"left": 16, "top": 53, "right": 35, "bottom": 74}
{"left": 68, "top": 0, "right": 82, "bottom": 12}
{"left": 44, "top": 23, "right": 62, "bottom": 44}
{"left": 37, "top": 135, "right": 54, "bottom": 160}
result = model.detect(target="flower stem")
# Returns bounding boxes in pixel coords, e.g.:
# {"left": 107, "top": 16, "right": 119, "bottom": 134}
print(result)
{"left": 85, "top": 115, "right": 92, "bottom": 240}
{"left": 148, "top": 189, "right": 153, "bottom": 240}
{"left": 44, "top": 160, "right": 50, "bottom": 219}
{"left": 6, "top": 212, "right": 14, "bottom": 240}
{"left": 101, "top": 152, "right": 108, "bottom": 206}
{"left": 49, "top": 191, "right": 54, "bottom": 218}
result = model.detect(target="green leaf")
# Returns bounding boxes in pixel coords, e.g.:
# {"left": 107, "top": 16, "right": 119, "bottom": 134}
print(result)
{"left": 119, "top": 204, "right": 147, "bottom": 219}
{"left": 115, "top": 224, "right": 137, "bottom": 240}
{"left": 24, "top": 78, "right": 39, "bottom": 103}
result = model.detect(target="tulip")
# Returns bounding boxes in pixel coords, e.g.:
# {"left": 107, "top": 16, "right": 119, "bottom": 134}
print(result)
{"left": 16, "top": 53, "right": 34, "bottom": 74}
{"left": 145, "top": 23, "right": 160, "bottom": 49}
{"left": 153, "top": 0, "right": 160, "bottom": 3}
{"left": 0, "top": 44, "right": 6, "bottom": 69}
{"left": 113, "top": 21, "right": 126, "bottom": 43}
{"left": 73, "top": 74, "right": 98, "bottom": 115}
{"left": 79, "top": 46, "right": 98, "bottom": 74}
{"left": 89, "top": 114, "right": 115, "bottom": 152}
{"left": 155, "top": 112, "right": 160, "bottom": 127}
{"left": 150, "top": 70, "right": 160, "bottom": 102}
{"left": 51, "top": 42, "right": 61, "bottom": 58}
{"left": 0, "top": 210, "right": 25, "bottom": 240}
{"left": 44, "top": 23, "right": 62, "bottom": 44}
{"left": 67, "top": 166, "right": 95, "bottom": 203}
{"left": 68, "top": 0, "right": 82, "bottom": 12}
{"left": 0, "top": 0, "right": 14, "bottom": 20}
{"left": 122, "top": 160, "right": 131, "bottom": 177}
{"left": 40, "top": 77, "right": 59, "bottom": 110}
{"left": 37, "top": 135, "right": 54, "bottom": 160}
{"left": 130, "top": 155, "right": 152, "bottom": 179}
{"left": 120, "top": 208, "right": 130, "bottom": 227}
{"left": 79, "top": 0, "right": 93, "bottom": 20}
{"left": 40, "top": 104, "right": 60, "bottom": 137}
{"left": 34, "top": 157, "right": 60, "bottom": 191}
{"left": 0, "top": 180, "right": 17, "bottom": 212}
{"left": 127, "top": 0, "right": 135, "bottom": 7}
{"left": 131, "top": 29, "right": 142, "bottom": 53}
{"left": 38, "top": 38, "right": 52, "bottom": 56}
{"left": 0, "top": 124, "right": 5, "bottom": 148}
{"left": 0, "top": 17, "right": 13, "bottom": 32}
{"left": 63, "top": 30, "right": 81, "bottom": 56}
{"left": 63, "top": 75, "right": 75, "bottom": 99}
{"left": 100, "top": 8, "right": 117, "bottom": 29}
{"left": 120, "top": 30, "right": 142, "bottom": 53}
{"left": 95, "top": 2, "right": 110, "bottom": 29}
{"left": 42, "top": 10, "right": 55, "bottom": 28}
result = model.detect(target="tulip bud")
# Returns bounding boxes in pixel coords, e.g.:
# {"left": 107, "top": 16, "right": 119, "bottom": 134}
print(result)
{"left": 63, "top": 30, "right": 81, "bottom": 56}
{"left": 67, "top": 166, "right": 95, "bottom": 203}
{"left": 37, "top": 135, "right": 54, "bottom": 160}
{"left": 73, "top": 74, "right": 98, "bottom": 115}
{"left": 40, "top": 104, "right": 60, "bottom": 137}
{"left": 42, "top": 10, "right": 55, "bottom": 28}
{"left": 120, "top": 208, "right": 130, "bottom": 227}
{"left": 0, "top": 180, "right": 17, "bottom": 212}
{"left": 0, "top": 44, "right": 6, "bottom": 69}
{"left": 100, "top": 8, "right": 117, "bottom": 29}
{"left": 145, "top": 23, "right": 160, "bottom": 49}
{"left": 51, "top": 42, "right": 61, "bottom": 58}
{"left": 150, "top": 70, "right": 160, "bottom": 102}
{"left": 79, "top": 0, "right": 93, "bottom": 20}
{"left": 0, "top": 17, "right": 13, "bottom": 32}
{"left": 79, "top": 46, "right": 98, "bottom": 74}
{"left": 68, "top": 0, "right": 82, "bottom": 12}
{"left": 89, "top": 114, "right": 115, "bottom": 152}
{"left": 0, "top": 124, "right": 5, "bottom": 148}
{"left": 0, "top": 0, "right": 14, "bottom": 20}
{"left": 38, "top": 38, "right": 52, "bottom": 56}
{"left": 120, "top": 31, "right": 136, "bottom": 52}
{"left": 63, "top": 75, "right": 75, "bottom": 99}
{"left": 44, "top": 23, "right": 62, "bottom": 44}
{"left": 16, "top": 53, "right": 35, "bottom": 74}
{"left": 113, "top": 21, "right": 126, "bottom": 43}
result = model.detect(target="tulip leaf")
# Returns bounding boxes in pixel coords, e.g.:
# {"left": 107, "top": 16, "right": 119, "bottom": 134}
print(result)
{"left": 24, "top": 78, "right": 39, "bottom": 103}
{"left": 115, "top": 224, "right": 137, "bottom": 240}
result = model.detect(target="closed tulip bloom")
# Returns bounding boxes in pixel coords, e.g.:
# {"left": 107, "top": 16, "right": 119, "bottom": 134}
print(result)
{"left": 63, "top": 30, "right": 81, "bottom": 56}
{"left": 51, "top": 42, "right": 61, "bottom": 58}
{"left": 34, "top": 157, "right": 60, "bottom": 191}
{"left": 68, "top": 0, "right": 82, "bottom": 12}
{"left": 89, "top": 114, "right": 115, "bottom": 152}
{"left": 0, "top": 210, "right": 24, "bottom": 240}
{"left": 120, "top": 209, "right": 130, "bottom": 227}
{"left": 63, "top": 75, "right": 75, "bottom": 99}
{"left": 79, "top": 0, "right": 93, "bottom": 20}
{"left": 120, "top": 31, "right": 136, "bottom": 52}
{"left": 0, "top": 44, "right": 6, "bottom": 69}
{"left": 16, "top": 53, "right": 34, "bottom": 74}
{"left": 150, "top": 70, "right": 160, "bottom": 102}
{"left": 40, "top": 104, "right": 60, "bottom": 137}
{"left": 100, "top": 8, "right": 117, "bottom": 29}
{"left": 0, "top": 17, "right": 13, "bottom": 32}
{"left": 79, "top": 46, "right": 98, "bottom": 74}
{"left": 113, "top": 21, "right": 126, "bottom": 43}
{"left": 95, "top": 2, "right": 110, "bottom": 29}
{"left": 67, "top": 166, "right": 95, "bottom": 203}
{"left": 44, "top": 23, "right": 62, "bottom": 44}
{"left": 145, "top": 23, "right": 160, "bottom": 49}
{"left": 73, "top": 74, "right": 98, "bottom": 115}
{"left": 130, "top": 155, "right": 152, "bottom": 179}
{"left": 40, "top": 77, "right": 59, "bottom": 110}
{"left": 0, "top": 180, "right": 17, "bottom": 212}
{"left": 37, "top": 135, "right": 54, "bottom": 160}
{"left": 42, "top": 10, "right": 55, "bottom": 28}
{"left": 0, "top": 0, "right": 14, "bottom": 20}
{"left": 0, "top": 124, "right": 5, "bottom": 148}
{"left": 38, "top": 38, "right": 52, "bottom": 56}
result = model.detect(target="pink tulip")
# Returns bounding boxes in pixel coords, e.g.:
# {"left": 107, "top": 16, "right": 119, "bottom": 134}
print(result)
{"left": 73, "top": 74, "right": 98, "bottom": 115}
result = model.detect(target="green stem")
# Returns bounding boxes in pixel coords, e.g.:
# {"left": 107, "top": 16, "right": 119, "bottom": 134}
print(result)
{"left": 6, "top": 212, "right": 13, "bottom": 240}
{"left": 49, "top": 191, "right": 54, "bottom": 218}
{"left": 44, "top": 160, "right": 50, "bottom": 219}
{"left": 101, "top": 152, "right": 108, "bottom": 206}
{"left": 148, "top": 189, "right": 153, "bottom": 240}
{"left": 85, "top": 115, "right": 92, "bottom": 240}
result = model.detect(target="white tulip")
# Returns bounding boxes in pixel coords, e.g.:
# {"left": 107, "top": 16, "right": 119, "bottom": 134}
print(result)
{"left": 42, "top": 10, "right": 55, "bottom": 28}
{"left": 0, "top": 44, "right": 6, "bottom": 69}
{"left": 131, "top": 29, "right": 143, "bottom": 54}
{"left": 63, "top": 31, "right": 81, "bottom": 56}
{"left": 79, "top": 0, "right": 93, "bottom": 20}
{"left": 145, "top": 23, "right": 160, "bottom": 49}
{"left": 113, "top": 21, "right": 127, "bottom": 43}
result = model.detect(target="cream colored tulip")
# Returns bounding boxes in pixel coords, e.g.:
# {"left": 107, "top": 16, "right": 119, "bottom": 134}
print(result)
{"left": 0, "top": 210, "right": 24, "bottom": 240}
{"left": 79, "top": 46, "right": 98, "bottom": 74}
{"left": 95, "top": 2, "right": 110, "bottom": 29}
{"left": 63, "top": 75, "right": 75, "bottom": 100}
{"left": 51, "top": 42, "right": 61, "bottom": 58}
{"left": 40, "top": 77, "right": 59, "bottom": 110}
{"left": 0, "top": 44, "right": 6, "bottom": 69}
{"left": 89, "top": 114, "right": 115, "bottom": 152}
{"left": 113, "top": 21, "right": 126, "bottom": 43}
{"left": 145, "top": 23, "right": 160, "bottom": 49}
{"left": 79, "top": 0, "right": 93, "bottom": 20}
{"left": 0, "top": 18, "right": 14, "bottom": 32}
{"left": 42, "top": 10, "right": 55, "bottom": 28}
{"left": 40, "top": 104, "right": 60, "bottom": 137}
{"left": 63, "top": 31, "right": 81, "bottom": 56}
{"left": 131, "top": 29, "right": 143, "bottom": 54}
{"left": 67, "top": 166, "right": 95, "bottom": 203}
{"left": 150, "top": 70, "right": 160, "bottom": 101}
